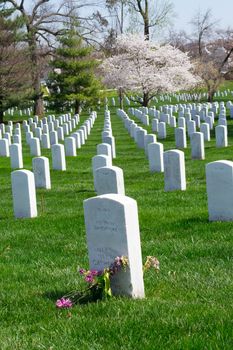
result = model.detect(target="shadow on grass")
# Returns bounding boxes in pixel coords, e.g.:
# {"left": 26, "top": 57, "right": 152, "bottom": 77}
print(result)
{"left": 76, "top": 189, "right": 94, "bottom": 193}
{"left": 43, "top": 289, "right": 101, "bottom": 305}
{"left": 178, "top": 216, "right": 209, "bottom": 225}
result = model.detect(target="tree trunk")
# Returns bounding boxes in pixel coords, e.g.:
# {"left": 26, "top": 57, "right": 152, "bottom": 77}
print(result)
{"left": 34, "top": 94, "right": 44, "bottom": 116}
{"left": 28, "top": 29, "right": 44, "bottom": 117}
{"left": 0, "top": 98, "right": 3, "bottom": 123}
{"left": 119, "top": 87, "right": 123, "bottom": 109}
{"left": 75, "top": 99, "right": 80, "bottom": 114}
{"left": 144, "top": 19, "right": 150, "bottom": 40}
{"left": 208, "top": 90, "right": 215, "bottom": 102}
{"left": 143, "top": 0, "right": 150, "bottom": 40}
{"left": 0, "top": 109, "right": 3, "bottom": 124}
{"left": 143, "top": 92, "right": 149, "bottom": 107}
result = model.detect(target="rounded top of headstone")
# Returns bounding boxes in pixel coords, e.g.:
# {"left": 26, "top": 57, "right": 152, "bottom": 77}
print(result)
{"left": 83, "top": 193, "right": 136, "bottom": 207}
{"left": 206, "top": 160, "right": 233, "bottom": 171}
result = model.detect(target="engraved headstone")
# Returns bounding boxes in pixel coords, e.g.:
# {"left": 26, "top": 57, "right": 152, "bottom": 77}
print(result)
{"left": 83, "top": 194, "right": 145, "bottom": 298}
{"left": 94, "top": 166, "right": 125, "bottom": 195}
{"left": 32, "top": 156, "right": 51, "bottom": 189}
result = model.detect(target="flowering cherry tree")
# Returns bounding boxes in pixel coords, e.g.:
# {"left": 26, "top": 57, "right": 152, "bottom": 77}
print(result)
{"left": 101, "top": 34, "right": 199, "bottom": 107}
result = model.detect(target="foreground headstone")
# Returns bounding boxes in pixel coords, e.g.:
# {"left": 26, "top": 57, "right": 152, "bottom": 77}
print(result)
{"left": 83, "top": 194, "right": 145, "bottom": 298}
{"left": 32, "top": 156, "right": 51, "bottom": 189}
{"left": 52, "top": 144, "right": 66, "bottom": 171}
{"left": 164, "top": 150, "right": 186, "bottom": 191}
{"left": 148, "top": 142, "right": 164, "bottom": 173}
{"left": 94, "top": 166, "right": 125, "bottom": 195}
{"left": 206, "top": 160, "right": 233, "bottom": 221}
{"left": 11, "top": 170, "right": 37, "bottom": 218}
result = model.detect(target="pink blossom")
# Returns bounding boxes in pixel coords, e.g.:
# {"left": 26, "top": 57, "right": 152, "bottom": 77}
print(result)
{"left": 56, "top": 298, "right": 72, "bottom": 308}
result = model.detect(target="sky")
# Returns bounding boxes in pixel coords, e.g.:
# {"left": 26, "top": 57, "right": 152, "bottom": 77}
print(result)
{"left": 21, "top": 0, "right": 233, "bottom": 34}
{"left": 171, "top": 0, "right": 233, "bottom": 33}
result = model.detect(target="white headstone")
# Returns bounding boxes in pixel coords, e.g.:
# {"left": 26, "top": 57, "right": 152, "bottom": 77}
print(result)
{"left": 9, "top": 144, "right": 23, "bottom": 169}
{"left": 215, "top": 125, "right": 228, "bottom": 148}
{"left": 158, "top": 122, "right": 166, "bottom": 139}
{"left": 11, "top": 170, "right": 37, "bottom": 218}
{"left": 102, "top": 136, "right": 116, "bottom": 158}
{"left": 57, "top": 126, "right": 64, "bottom": 141}
{"left": 72, "top": 133, "right": 81, "bottom": 149}
{"left": 206, "top": 160, "right": 233, "bottom": 221}
{"left": 144, "top": 134, "right": 156, "bottom": 157}
{"left": 200, "top": 123, "right": 210, "bottom": 141}
{"left": 0, "top": 139, "right": 10, "bottom": 157}
{"left": 164, "top": 150, "right": 186, "bottom": 191}
{"left": 92, "top": 155, "right": 112, "bottom": 175}
{"left": 83, "top": 194, "right": 145, "bottom": 298}
{"left": 97, "top": 143, "right": 112, "bottom": 158}
{"left": 190, "top": 132, "right": 205, "bottom": 160}
{"left": 148, "top": 142, "right": 164, "bottom": 173}
{"left": 94, "top": 166, "right": 125, "bottom": 195}
{"left": 41, "top": 133, "right": 50, "bottom": 149}
{"left": 152, "top": 119, "right": 159, "bottom": 132}
{"left": 187, "top": 120, "right": 196, "bottom": 136}
{"left": 52, "top": 144, "right": 66, "bottom": 171}
{"left": 65, "top": 137, "right": 77, "bottom": 156}
{"left": 32, "top": 156, "right": 51, "bottom": 189}
{"left": 50, "top": 131, "right": 58, "bottom": 145}
{"left": 175, "top": 127, "right": 187, "bottom": 149}
{"left": 30, "top": 137, "right": 41, "bottom": 157}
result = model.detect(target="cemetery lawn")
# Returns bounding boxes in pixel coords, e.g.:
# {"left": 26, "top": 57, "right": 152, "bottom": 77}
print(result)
{"left": 1, "top": 102, "right": 233, "bottom": 350}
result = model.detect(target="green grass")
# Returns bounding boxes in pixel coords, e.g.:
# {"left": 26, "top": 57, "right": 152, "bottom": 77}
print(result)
{"left": 0, "top": 102, "right": 233, "bottom": 350}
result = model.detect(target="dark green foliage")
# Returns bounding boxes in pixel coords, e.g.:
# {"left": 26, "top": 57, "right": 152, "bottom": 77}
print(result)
{"left": 49, "top": 29, "right": 101, "bottom": 114}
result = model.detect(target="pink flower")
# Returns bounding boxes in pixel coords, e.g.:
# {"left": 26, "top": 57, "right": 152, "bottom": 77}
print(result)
{"left": 79, "top": 268, "right": 86, "bottom": 275}
{"left": 85, "top": 274, "right": 94, "bottom": 283}
{"left": 90, "top": 270, "right": 99, "bottom": 276}
{"left": 56, "top": 298, "right": 73, "bottom": 308}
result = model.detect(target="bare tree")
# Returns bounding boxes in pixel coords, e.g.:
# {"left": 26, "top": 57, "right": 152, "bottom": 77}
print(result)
{"left": 106, "top": 0, "right": 129, "bottom": 35}
{"left": 127, "top": 0, "right": 173, "bottom": 40}
{"left": 190, "top": 8, "right": 218, "bottom": 57}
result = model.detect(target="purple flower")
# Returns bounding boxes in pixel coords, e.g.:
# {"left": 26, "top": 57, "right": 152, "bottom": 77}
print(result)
{"left": 90, "top": 269, "right": 99, "bottom": 276}
{"left": 79, "top": 268, "right": 86, "bottom": 275}
{"left": 56, "top": 298, "right": 72, "bottom": 309}
{"left": 85, "top": 274, "right": 94, "bottom": 283}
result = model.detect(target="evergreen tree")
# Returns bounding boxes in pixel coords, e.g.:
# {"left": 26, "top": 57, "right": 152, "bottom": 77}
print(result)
{"left": 49, "top": 29, "right": 101, "bottom": 114}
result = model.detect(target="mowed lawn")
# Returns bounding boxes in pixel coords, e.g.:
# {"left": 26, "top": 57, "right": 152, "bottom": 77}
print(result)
{"left": 0, "top": 101, "right": 233, "bottom": 350}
